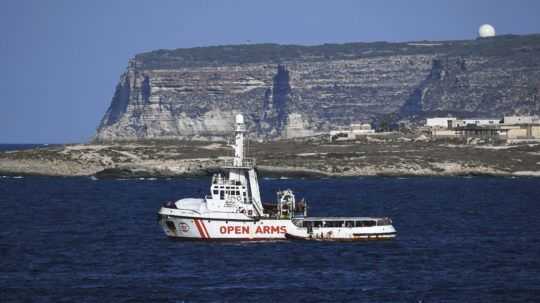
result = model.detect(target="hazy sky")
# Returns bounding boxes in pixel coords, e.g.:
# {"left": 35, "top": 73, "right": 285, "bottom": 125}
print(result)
{"left": 1, "top": 0, "right": 539, "bottom": 143}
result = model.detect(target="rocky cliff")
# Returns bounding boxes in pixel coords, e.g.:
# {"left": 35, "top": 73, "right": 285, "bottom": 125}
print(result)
{"left": 96, "top": 35, "right": 540, "bottom": 141}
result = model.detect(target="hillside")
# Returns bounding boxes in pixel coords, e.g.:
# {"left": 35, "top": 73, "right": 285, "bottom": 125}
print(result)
{"left": 95, "top": 34, "right": 540, "bottom": 141}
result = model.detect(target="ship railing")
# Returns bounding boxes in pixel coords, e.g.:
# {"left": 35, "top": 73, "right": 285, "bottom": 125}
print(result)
{"left": 236, "top": 124, "right": 246, "bottom": 132}
{"left": 221, "top": 157, "right": 256, "bottom": 169}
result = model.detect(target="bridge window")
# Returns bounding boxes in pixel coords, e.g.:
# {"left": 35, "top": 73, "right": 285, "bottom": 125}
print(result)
{"left": 377, "top": 218, "right": 392, "bottom": 226}
{"left": 213, "top": 190, "right": 218, "bottom": 195}
{"left": 355, "top": 220, "right": 376, "bottom": 227}
{"left": 325, "top": 221, "right": 344, "bottom": 227}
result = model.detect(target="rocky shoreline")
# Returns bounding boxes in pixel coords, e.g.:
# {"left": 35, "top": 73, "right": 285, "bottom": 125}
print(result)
{"left": 2, "top": 138, "right": 540, "bottom": 178}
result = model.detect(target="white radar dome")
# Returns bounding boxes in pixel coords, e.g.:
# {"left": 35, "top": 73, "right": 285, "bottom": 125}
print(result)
{"left": 478, "top": 24, "right": 496, "bottom": 38}
{"left": 235, "top": 114, "right": 244, "bottom": 124}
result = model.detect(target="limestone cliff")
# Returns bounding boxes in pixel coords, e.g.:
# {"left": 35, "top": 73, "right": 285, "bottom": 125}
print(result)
{"left": 96, "top": 35, "right": 540, "bottom": 141}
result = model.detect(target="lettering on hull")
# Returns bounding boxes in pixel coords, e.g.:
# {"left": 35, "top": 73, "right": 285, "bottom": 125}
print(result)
{"left": 219, "top": 225, "right": 287, "bottom": 235}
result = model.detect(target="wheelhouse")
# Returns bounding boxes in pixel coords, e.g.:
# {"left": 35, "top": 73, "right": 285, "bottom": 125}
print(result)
{"left": 210, "top": 173, "right": 249, "bottom": 202}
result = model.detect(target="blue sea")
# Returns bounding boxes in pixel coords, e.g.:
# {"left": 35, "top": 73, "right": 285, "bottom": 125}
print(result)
{"left": 0, "top": 144, "right": 55, "bottom": 152}
{"left": 1, "top": 175, "right": 539, "bottom": 302}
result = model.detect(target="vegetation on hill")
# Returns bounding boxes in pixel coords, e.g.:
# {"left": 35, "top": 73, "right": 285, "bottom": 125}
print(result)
{"left": 134, "top": 34, "right": 540, "bottom": 69}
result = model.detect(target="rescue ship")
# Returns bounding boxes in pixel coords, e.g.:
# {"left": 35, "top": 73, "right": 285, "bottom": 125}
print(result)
{"left": 157, "top": 114, "right": 396, "bottom": 241}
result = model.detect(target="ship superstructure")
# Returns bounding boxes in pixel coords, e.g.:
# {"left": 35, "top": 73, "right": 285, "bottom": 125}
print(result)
{"left": 157, "top": 114, "right": 396, "bottom": 241}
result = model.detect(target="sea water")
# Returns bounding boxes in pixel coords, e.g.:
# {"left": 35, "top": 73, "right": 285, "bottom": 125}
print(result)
{"left": 1, "top": 176, "right": 539, "bottom": 302}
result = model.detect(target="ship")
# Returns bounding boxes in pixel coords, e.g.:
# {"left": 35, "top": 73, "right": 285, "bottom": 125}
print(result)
{"left": 157, "top": 114, "right": 396, "bottom": 241}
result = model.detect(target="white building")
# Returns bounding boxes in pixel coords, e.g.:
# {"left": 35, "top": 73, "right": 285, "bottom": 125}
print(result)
{"left": 501, "top": 116, "right": 540, "bottom": 141}
{"left": 351, "top": 123, "right": 375, "bottom": 135}
{"left": 426, "top": 117, "right": 500, "bottom": 129}
{"left": 330, "top": 123, "right": 374, "bottom": 140}
{"left": 455, "top": 119, "right": 500, "bottom": 127}
{"left": 503, "top": 115, "right": 540, "bottom": 125}
{"left": 426, "top": 117, "right": 457, "bottom": 129}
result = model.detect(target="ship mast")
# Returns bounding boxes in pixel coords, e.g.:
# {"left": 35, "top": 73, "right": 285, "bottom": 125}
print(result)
{"left": 233, "top": 114, "right": 245, "bottom": 167}
{"left": 228, "top": 114, "right": 265, "bottom": 217}
{"left": 229, "top": 114, "right": 247, "bottom": 183}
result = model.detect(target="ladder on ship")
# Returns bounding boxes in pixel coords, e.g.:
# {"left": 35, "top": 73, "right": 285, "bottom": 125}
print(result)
{"left": 248, "top": 168, "right": 264, "bottom": 217}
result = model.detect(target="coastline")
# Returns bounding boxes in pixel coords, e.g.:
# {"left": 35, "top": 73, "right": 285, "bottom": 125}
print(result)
{"left": 2, "top": 140, "right": 540, "bottom": 178}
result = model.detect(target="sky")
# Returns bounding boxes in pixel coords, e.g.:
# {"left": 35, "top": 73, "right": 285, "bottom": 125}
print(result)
{"left": 1, "top": 0, "right": 539, "bottom": 143}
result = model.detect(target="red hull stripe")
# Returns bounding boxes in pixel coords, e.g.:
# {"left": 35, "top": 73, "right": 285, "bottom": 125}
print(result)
{"left": 193, "top": 219, "right": 206, "bottom": 239}
{"left": 199, "top": 220, "right": 211, "bottom": 239}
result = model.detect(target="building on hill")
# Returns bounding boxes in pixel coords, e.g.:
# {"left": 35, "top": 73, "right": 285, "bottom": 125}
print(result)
{"left": 502, "top": 115, "right": 540, "bottom": 125}
{"left": 455, "top": 118, "right": 500, "bottom": 127}
{"left": 330, "top": 123, "right": 375, "bottom": 141}
{"left": 426, "top": 117, "right": 500, "bottom": 129}
{"left": 425, "top": 115, "right": 540, "bottom": 141}
{"left": 454, "top": 125, "right": 501, "bottom": 139}
{"left": 351, "top": 123, "right": 375, "bottom": 135}
{"left": 501, "top": 116, "right": 540, "bottom": 141}
{"left": 426, "top": 117, "right": 457, "bottom": 129}
{"left": 426, "top": 117, "right": 500, "bottom": 138}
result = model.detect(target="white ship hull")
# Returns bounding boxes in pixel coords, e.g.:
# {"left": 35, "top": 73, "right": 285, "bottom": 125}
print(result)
{"left": 158, "top": 208, "right": 297, "bottom": 240}
{"left": 158, "top": 208, "right": 396, "bottom": 241}
{"left": 285, "top": 226, "right": 396, "bottom": 241}
{"left": 156, "top": 114, "right": 397, "bottom": 241}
